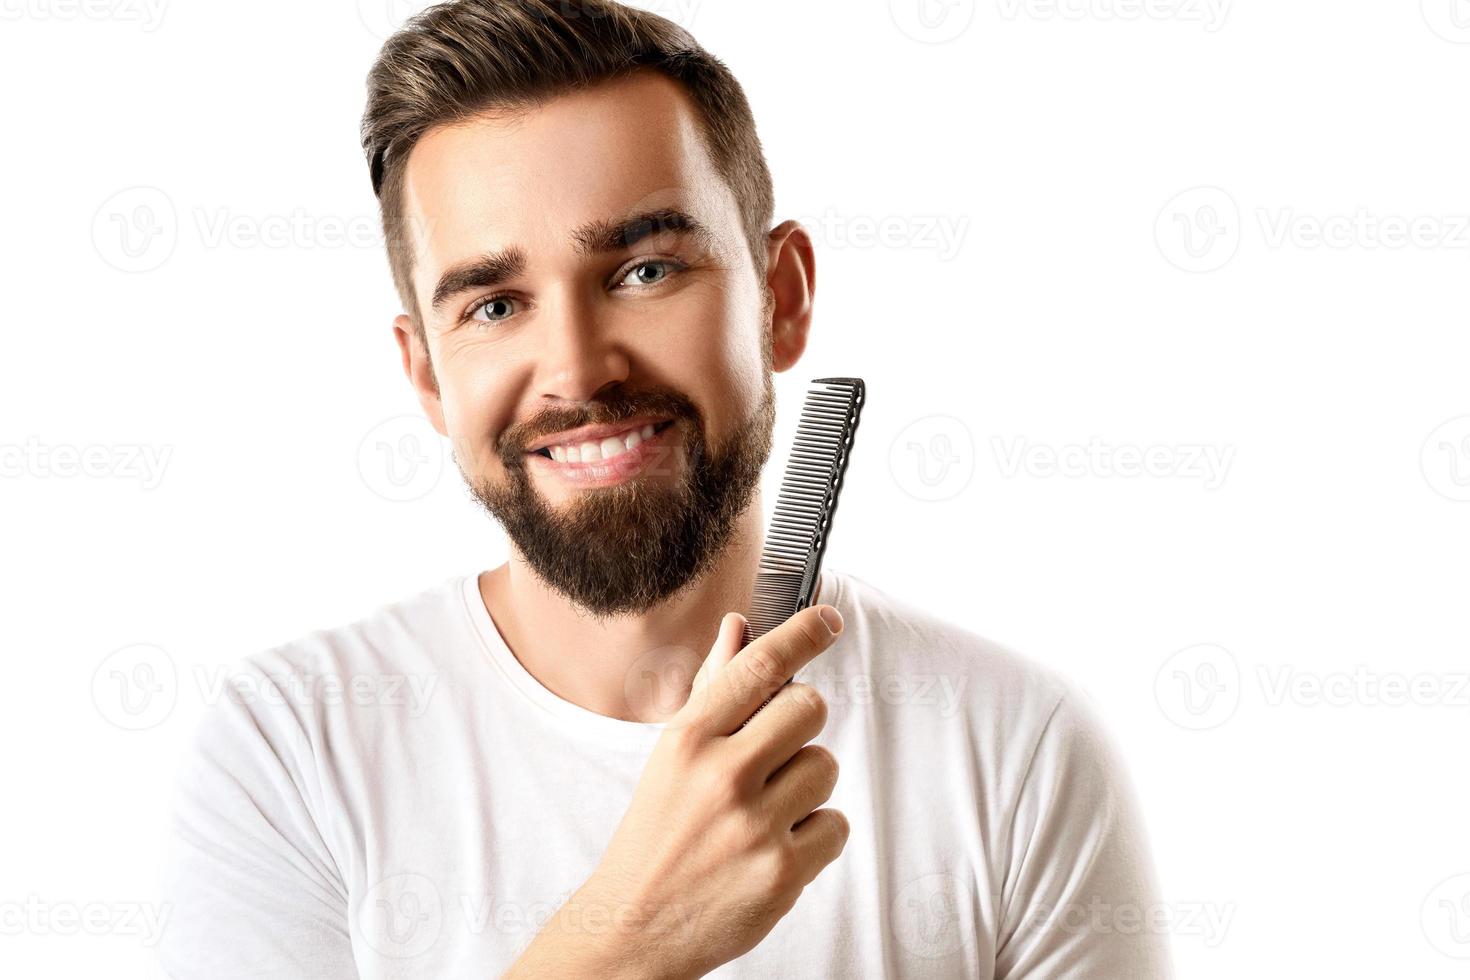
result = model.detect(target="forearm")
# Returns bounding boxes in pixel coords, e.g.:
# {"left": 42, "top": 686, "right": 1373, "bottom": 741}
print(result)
{"left": 500, "top": 881, "right": 691, "bottom": 980}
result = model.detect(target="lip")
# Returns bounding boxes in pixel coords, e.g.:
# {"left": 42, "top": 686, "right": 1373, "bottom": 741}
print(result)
{"left": 525, "top": 419, "right": 679, "bottom": 488}
{"left": 525, "top": 414, "right": 673, "bottom": 454}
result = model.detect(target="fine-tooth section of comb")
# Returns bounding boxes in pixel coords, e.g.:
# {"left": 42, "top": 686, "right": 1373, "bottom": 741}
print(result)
{"left": 743, "top": 377, "right": 866, "bottom": 650}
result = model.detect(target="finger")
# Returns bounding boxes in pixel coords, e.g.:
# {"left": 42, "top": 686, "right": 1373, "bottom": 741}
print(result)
{"left": 731, "top": 680, "right": 828, "bottom": 780}
{"left": 789, "top": 808, "right": 850, "bottom": 885}
{"left": 700, "top": 605, "right": 843, "bottom": 735}
{"left": 762, "top": 743, "right": 839, "bottom": 830}
{"left": 677, "top": 612, "right": 746, "bottom": 725}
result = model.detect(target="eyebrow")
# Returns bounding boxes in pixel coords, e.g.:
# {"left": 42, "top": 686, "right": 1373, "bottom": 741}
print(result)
{"left": 429, "top": 207, "right": 717, "bottom": 316}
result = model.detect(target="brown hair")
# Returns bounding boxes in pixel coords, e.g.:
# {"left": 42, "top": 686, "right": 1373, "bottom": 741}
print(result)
{"left": 360, "top": 0, "right": 776, "bottom": 349}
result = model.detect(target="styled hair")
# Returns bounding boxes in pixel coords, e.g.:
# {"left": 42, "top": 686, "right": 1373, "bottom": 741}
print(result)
{"left": 360, "top": 0, "right": 776, "bottom": 347}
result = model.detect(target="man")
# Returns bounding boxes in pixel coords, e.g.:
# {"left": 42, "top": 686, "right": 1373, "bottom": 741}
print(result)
{"left": 159, "top": 1, "right": 1173, "bottom": 977}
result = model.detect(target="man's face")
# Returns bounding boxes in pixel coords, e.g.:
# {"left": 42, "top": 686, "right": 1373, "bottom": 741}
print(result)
{"left": 396, "top": 72, "right": 780, "bottom": 618}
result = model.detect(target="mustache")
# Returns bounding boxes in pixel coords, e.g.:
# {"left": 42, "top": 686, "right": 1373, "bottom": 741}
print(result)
{"left": 497, "top": 387, "right": 703, "bottom": 461}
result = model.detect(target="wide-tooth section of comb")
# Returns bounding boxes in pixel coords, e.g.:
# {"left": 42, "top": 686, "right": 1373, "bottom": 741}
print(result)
{"left": 743, "top": 377, "right": 865, "bottom": 647}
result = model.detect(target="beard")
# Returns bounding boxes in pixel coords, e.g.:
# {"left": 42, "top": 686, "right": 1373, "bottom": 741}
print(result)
{"left": 460, "top": 372, "right": 776, "bottom": 620}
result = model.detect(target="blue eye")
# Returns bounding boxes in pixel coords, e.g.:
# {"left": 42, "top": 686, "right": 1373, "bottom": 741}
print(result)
{"left": 620, "top": 260, "right": 678, "bottom": 287}
{"left": 468, "top": 296, "right": 516, "bottom": 323}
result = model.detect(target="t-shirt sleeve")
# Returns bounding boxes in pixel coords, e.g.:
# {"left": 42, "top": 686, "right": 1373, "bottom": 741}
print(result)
{"left": 157, "top": 668, "right": 359, "bottom": 978}
{"left": 992, "top": 686, "right": 1175, "bottom": 979}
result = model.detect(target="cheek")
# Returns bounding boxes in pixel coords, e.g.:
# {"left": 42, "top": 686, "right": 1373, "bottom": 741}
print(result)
{"left": 640, "top": 288, "right": 752, "bottom": 415}
{"left": 438, "top": 367, "right": 517, "bottom": 474}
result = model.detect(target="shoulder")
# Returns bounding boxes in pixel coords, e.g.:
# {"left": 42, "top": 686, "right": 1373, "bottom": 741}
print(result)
{"left": 178, "top": 574, "right": 472, "bottom": 775}
{"left": 220, "top": 573, "right": 470, "bottom": 709}
{"left": 819, "top": 567, "right": 1079, "bottom": 737}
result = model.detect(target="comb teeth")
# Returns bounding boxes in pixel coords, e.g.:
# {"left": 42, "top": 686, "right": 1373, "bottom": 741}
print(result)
{"left": 744, "top": 377, "right": 865, "bottom": 645}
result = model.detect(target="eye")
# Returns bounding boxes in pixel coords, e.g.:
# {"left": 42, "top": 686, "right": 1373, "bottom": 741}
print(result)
{"left": 466, "top": 296, "right": 517, "bottom": 324}
{"left": 618, "top": 259, "right": 682, "bottom": 288}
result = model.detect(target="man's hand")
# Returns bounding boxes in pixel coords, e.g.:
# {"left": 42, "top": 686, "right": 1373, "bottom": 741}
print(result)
{"left": 504, "top": 605, "right": 850, "bottom": 980}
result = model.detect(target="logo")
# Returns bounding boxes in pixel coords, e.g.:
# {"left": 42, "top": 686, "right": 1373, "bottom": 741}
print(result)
{"left": 1421, "top": 416, "right": 1470, "bottom": 502}
{"left": 357, "top": 0, "right": 426, "bottom": 39}
{"left": 358, "top": 416, "right": 444, "bottom": 502}
{"left": 893, "top": 871, "right": 971, "bottom": 959}
{"left": 92, "top": 187, "right": 177, "bottom": 273}
{"left": 1422, "top": 0, "right": 1470, "bottom": 42}
{"left": 1154, "top": 643, "right": 1240, "bottom": 730}
{"left": 91, "top": 644, "right": 177, "bottom": 730}
{"left": 890, "top": 0, "right": 977, "bottom": 43}
{"left": 889, "top": 416, "right": 975, "bottom": 502}
{"left": 1156, "top": 186, "right": 1240, "bottom": 273}
{"left": 357, "top": 873, "right": 443, "bottom": 959}
{"left": 1423, "top": 873, "right": 1470, "bottom": 958}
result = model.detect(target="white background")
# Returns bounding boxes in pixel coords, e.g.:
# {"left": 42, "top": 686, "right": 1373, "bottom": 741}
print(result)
{"left": 3, "top": 0, "right": 1469, "bottom": 976}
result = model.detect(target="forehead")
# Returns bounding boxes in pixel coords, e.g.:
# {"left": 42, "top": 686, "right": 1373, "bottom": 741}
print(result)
{"left": 400, "top": 71, "right": 734, "bottom": 290}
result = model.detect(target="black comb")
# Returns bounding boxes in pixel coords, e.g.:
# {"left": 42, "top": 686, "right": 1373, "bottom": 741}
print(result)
{"left": 739, "top": 377, "right": 865, "bottom": 721}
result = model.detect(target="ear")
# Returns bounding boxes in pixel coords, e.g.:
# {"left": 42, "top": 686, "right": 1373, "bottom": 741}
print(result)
{"left": 763, "top": 220, "right": 816, "bottom": 373}
{"left": 394, "top": 314, "right": 448, "bottom": 437}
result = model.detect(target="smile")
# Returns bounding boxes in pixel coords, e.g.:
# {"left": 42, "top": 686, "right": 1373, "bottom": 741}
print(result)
{"left": 525, "top": 418, "right": 679, "bottom": 488}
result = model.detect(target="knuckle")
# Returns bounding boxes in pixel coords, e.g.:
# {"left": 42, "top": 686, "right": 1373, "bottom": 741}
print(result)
{"left": 787, "top": 683, "right": 828, "bottom": 722}
{"left": 694, "top": 762, "right": 743, "bottom": 809}
{"left": 726, "top": 745, "right": 767, "bottom": 788}
{"left": 765, "top": 841, "right": 803, "bottom": 891}
{"left": 740, "top": 644, "right": 786, "bottom": 690}
{"left": 802, "top": 744, "right": 839, "bottom": 784}
{"left": 829, "top": 808, "right": 851, "bottom": 842}
{"left": 796, "top": 613, "right": 833, "bottom": 651}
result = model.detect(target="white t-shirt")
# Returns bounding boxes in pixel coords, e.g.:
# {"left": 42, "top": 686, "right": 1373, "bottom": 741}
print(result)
{"left": 158, "top": 568, "right": 1173, "bottom": 979}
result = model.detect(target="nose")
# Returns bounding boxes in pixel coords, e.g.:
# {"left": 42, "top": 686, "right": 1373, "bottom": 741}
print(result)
{"left": 534, "top": 295, "right": 631, "bottom": 404}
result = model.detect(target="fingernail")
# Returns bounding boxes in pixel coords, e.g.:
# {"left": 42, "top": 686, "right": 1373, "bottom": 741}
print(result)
{"left": 818, "top": 606, "right": 844, "bottom": 634}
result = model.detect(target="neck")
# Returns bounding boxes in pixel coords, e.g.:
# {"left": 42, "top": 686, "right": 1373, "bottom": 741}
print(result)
{"left": 478, "top": 492, "right": 766, "bottom": 723}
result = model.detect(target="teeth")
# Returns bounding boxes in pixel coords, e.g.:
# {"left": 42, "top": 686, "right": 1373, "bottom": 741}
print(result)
{"left": 544, "top": 421, "right": 662, "bottom": 464}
